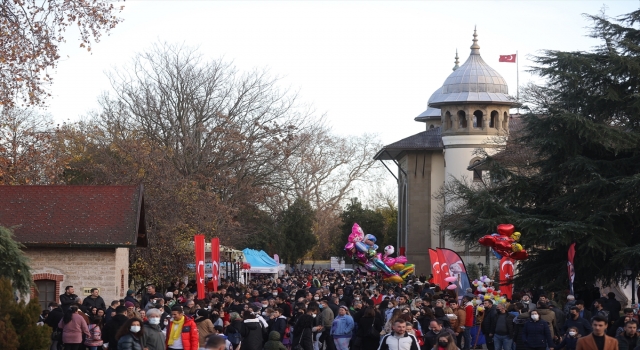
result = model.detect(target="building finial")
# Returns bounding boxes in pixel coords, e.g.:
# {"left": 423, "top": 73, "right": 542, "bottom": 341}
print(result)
{"left": 453, "top": 49, "right": 460, "bottom": 71}
{"left": 470, "top": 26, "right": 480, "bottom": 54}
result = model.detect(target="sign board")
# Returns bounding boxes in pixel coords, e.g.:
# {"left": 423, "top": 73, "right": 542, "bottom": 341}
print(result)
{"left": 83, "top": 287, "right": 99, "bottom": 296}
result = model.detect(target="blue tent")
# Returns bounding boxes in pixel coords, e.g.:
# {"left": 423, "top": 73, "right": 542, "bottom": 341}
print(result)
{"left": 242, "top": 248, "right": 281, "bottom": 273}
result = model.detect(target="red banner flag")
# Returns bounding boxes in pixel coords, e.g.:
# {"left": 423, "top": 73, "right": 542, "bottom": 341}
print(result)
{"left": 211, "top": 237, "right": 220, "bottom": 292}
{"left": 499, "top": 256, "right": 515, "bottom": 299}
{"left": 499, "top": 54, "right": 516, "bottom": 63}
{"left": 440, "top": 248, "right": 472, "bottom": 295}
{"left": 568, "top": 243, "right": 576, "bottom": 294}
{"left": 195, "top": 235, "right": 205, "bottom": 299}
{"left": 429, "top": 249, "right": 442, "bottom": 287}
{"left": 437, "top": 248, "right": 450, "bottom": 279}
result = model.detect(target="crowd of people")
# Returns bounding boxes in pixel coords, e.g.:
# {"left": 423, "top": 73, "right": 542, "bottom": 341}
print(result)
{"left": 38, "top": 269, "right": 640, "bottom": 350}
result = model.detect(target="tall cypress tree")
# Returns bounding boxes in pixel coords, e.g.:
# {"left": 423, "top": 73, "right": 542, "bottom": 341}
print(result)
{"left": 443, "top": 10, "right": 640, "bottom": 291}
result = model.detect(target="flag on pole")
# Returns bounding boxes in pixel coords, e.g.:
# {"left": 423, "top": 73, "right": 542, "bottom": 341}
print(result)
{"left": 440, "top": 248, "right": 473, "bottom": 296}
{"left": 568, "top": 243, "right": 576, "bottom": 294}
{"left": 499, "top": 54, "right": 517, "bottom": 63}
{"left": 429, "top": 249, "right": 442, "bottom": 287}
{"left": 436, "top": 248, "right": 450, "bottom": 280}
{"left": 194, "top": 235, "right": 205, "bottom": 299}
{"left": 211, "top": 237, "right": 220, "bottom": 292}
{"left": 499, "top": 256, "right": 515, "bottom": 299}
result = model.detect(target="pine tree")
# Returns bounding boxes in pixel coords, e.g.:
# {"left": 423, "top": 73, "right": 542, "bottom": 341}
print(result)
{"left": 443, "top": 10, "right": 640, "bottom": 291}
{"left": 0, "top": 277, "right": 50, "bottom": 349}
{"left": 0, "top": 226, "right": 32, "bottom": 294}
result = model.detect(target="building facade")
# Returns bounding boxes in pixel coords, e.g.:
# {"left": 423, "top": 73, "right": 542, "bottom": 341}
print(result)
{"left": 0, "top": 185, "right": 147, "bottom": 309}
{"left": 375, "top": 30, "right": 518, "bottom": 275}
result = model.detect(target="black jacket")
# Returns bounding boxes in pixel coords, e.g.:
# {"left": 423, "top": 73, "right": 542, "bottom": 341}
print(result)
{"left": 102, "top": 314, "right": 129, "bottom": 350}
{"left": 490, "top": 312, "right": 515, "bottom": 336}
{"left": 241, "top": 318, "right": 266, "bottom": 350}
{"left": 59, "top": 293, "right": 78, "bottom": 311}
{"left": 45, "top": 307, "right": 64, "bottom": 331}
{"left": 82, "top": 295, "right": 106, "bottom": 310}
{"left": 562, "top": 316, "right": 592, "bottom": 336}
{"left": 482, "top": 307, "right": 498, "bottom": 335}
{"left": 617, "top": 333, "right": 640, "bottom": 350}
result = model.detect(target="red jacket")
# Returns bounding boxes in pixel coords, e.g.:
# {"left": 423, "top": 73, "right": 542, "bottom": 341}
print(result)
{"left": 464, "top": 303, "right": 475, "bottom": 327}
{"left": 166, "top": 316, "right": 199, "bottom": 350}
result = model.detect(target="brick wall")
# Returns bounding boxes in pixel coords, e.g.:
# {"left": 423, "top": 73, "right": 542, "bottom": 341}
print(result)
{"left": 24, "top": 247, "right": 126, "bottom": 305}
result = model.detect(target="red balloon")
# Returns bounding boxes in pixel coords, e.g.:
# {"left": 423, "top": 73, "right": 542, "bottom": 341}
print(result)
{"left": 510, "top": 250, "right": 529, "bottom": 260}
{"left": 497, "top": 224, "right": 515, "bottom": 236}
{"left": 478, "top": 235, "right": 496, "bottom": 246}
{"left": 242, "top": 262, "right": 251, "bottom": 270}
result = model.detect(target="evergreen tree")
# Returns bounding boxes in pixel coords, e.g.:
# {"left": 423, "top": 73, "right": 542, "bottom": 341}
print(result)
{"left": 279, "top": 198, "right": 317, "bottom": 264}
{"left": 0, "top": 226, "right": 32, "bottom": 294}
{"left": 0, "top": 278, "right": 50, "bottom": 349}
{"left": 443, "top": 10, "right": 640, "bottom": 290}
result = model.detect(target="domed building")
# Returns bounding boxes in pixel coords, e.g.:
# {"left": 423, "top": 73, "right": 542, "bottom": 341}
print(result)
{"left": 374, "top": 29, "right": 518, "bottom": 275}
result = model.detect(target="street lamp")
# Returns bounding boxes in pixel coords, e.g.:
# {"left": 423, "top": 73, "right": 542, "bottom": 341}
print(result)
{"left": 625, "top": 267, "right": 636, "bottom": 305}
{"left": 478, "top": 262, "right": 485, "bottom": 276}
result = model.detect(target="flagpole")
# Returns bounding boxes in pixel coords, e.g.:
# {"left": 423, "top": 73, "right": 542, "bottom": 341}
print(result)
{"left": 516, "top": 50, "right": 519, "bottom": 114}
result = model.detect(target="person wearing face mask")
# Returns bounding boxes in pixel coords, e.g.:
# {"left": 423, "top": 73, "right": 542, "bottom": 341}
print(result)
{"left": 563, "top": 307, "right": 592, "bottom": 336}
{"left": 521, "top": 295, "right": 537, "bottom": 312}
{"left": 557, "top": 327, "right": 580, "bottom": 350}
{"left": 141, "top": 308, "right": 166, "bottom": 350}
{"left": 433, "top": 333, "right": 458, "bottom": 350}
{"left": 522, "top": 310, "right": 554, "bottom": 350}
{"left": 116, "top": 317, "right": 144, "bottom": 350}
{"left": 166, "top": 305, "right": 200, "bottom": 350}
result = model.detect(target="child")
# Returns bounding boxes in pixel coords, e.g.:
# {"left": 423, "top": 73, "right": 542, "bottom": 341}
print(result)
{"left": 264, "top": 330, "right": 287, "bottom": 350}
{"left": 212, "top": 325, "right": 233, "bottom": 350}
{"left": 556, "top": 327, "right": 580, "bottom": 350}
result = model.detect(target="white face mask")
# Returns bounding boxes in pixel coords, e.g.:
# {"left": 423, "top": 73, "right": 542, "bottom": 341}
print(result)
{"left": 130, "top": 326, "right": 141, "bottom": 333}
{"left": 148, "top": 318, "right": 160, "bottom": 325}
{"left": 531, "top": 315, "right": 539, "bottom": 321}
{"left": 312, "top": 313, "right": 317, "bottom": 318}
{"left": 314, "top": 296, "right": 320, "bottom": 300}
{"left": 262, "top": 304, "right": 268, "bottom": 308}
{"left": 388, "top": 303, "right": 393, "bottom": 308}
{"left": 273, "top": 292, "right": 278, "bottom": 296}
{"left": 568, "top": 331, "right": 577, "bottom": 336}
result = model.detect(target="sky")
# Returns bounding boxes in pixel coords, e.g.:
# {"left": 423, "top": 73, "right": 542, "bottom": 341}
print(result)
{"left": 43, "top": 1, "right": 638, "bottom": 146}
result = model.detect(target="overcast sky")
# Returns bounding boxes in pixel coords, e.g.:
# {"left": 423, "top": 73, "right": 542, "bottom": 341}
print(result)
{"left": 44, "top": 1, "right": 637, "bottom": 145}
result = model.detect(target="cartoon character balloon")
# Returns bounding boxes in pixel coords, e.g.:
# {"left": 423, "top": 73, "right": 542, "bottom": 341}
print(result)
{"left": 345, "top": 223, "right": 414, "bottom": 283}
{"left": 478, "top": 224, "right": 529, "bottom": 260}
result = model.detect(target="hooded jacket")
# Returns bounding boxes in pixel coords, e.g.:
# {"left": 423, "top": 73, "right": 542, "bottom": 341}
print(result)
{"left": 241, "top": 318, "right": 265, "bottom": 350}
{"left": 165, "top": 315, "right": 199, "bottom": 350}
{"left": 264, "top": 331, "right": 287, "bottom": 350}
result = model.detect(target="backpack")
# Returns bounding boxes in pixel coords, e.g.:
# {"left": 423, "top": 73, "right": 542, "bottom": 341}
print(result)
{"left": 227, "top": 326, "right": 242, "bottom": 346}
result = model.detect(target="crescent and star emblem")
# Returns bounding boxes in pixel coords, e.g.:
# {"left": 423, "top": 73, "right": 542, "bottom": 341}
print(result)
{"left": 501, "top": 259, "right": 514, "bottom": 279}
{"left": 433, "top": 262, "right": 440, "bottom": 273}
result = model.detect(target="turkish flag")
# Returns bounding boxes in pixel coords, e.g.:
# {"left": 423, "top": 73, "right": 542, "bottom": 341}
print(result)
{"left": 195, "top": 235, "right": 205, "bottom": 299}
{"left": 211, "top": 237, "right": 220, "bottom": 292}
{"left": 436, "top": 248, "right": 450, "bottom": 279}
{"left": 499, "top": 257, "right": 515, "bottom": 299}
{"left": 499, "top": 54, "right": 516, "bottom": 63}
{"left": 440, "top": 248, "right": 472, "bottom": 295}
{"left": 568, "top": 243, "right": 576, "bottom": 294}
{"left": 429, "top": 249, "right": 442, "bottom": 286}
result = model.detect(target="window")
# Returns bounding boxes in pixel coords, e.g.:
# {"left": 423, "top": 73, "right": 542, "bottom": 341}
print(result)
{"left": 429, "top": 124, "right": 435, "bottom": 129}
{"left": 470, "top": 159, "right": 483, "bottom": 182}
{"left": 444, "top": 111, "right": 452, "bottom": 130}
{"left": 473, "top": 110, "right": 483, "bottom": 128}
{"left": 490, "top": 111, "right": 499, "bottom": 128}
{"left": 35, "top": 280, "right": 56, "bottom": 311}
{"left": 458, "top": 111, "right": 467, "bottom": 128}
{"left": 502, "top": 112, "right": 509, "bottom": 130}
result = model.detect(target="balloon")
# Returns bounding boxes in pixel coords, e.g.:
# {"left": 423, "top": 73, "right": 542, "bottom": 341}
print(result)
{"left": 511, "top": 250, "right": 529, "bottom": 260}
{"left": 242, "top": 262, "right": 251, "bottom": 270}
{"left": 497, "top": 224, "right": 515, "bottom": 236}
{"left": 384, "top": 245, "right": 395, "bottom": 255}
{"left": 477, "top": 306, "right": 485, "bottom": 312}
{"left": 511, "top": 232, "right": 521, "bottom": 241}
{"left": 447, "top": 284, "right": 457, "bottom": 290}
{"left": 445, "top": 276, "right": 458, "bottom": 283}
{"left": 491, "top": 248, "right": 503, "bottom": 260}
{"left": 512, "top": 243, "right": 523, "bottom": 252}
{"left": 478, "top": 235, "right": 496, "bottom": 246}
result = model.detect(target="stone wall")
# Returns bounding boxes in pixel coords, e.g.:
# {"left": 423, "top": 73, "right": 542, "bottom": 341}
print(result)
{"left": 25, "top": 247, "right": 123, "bottom": 305}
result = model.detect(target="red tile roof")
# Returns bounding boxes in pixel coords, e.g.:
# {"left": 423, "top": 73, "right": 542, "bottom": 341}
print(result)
{"left": 0, "top": 185, "right": 147, "bottom": 247}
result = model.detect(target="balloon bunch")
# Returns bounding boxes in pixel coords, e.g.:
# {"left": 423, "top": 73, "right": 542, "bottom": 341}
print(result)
{"left": 478, "top": 224, "right": 529, "bottom": 260}
{"left": 345, "top": 223, "right": 414, "bottom": 284}
{"left": 471, "top": 275, "right": 507, "bottom": 312}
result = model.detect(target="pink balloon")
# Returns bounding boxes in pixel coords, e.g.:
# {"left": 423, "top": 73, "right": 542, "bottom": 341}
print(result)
{"left": 444, "top": 276, "right": 457, "bottom": 283}
{"left": 446, "top": 284, "right": 457, "bottom": 290}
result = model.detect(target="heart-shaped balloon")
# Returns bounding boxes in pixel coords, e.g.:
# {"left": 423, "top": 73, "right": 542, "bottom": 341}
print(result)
{"left": 447, "top": 284, "right": 457, "bottom": 290}
{"left": 497, "top": 224, "right": 515, "bottom": 236}
{"left": 445, "top": 276, "right": 458, "bottom": 283}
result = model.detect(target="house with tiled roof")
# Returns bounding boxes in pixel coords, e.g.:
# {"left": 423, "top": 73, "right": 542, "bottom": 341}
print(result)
{"left": 0, "top": 185, "right": 147, "bottom": 309}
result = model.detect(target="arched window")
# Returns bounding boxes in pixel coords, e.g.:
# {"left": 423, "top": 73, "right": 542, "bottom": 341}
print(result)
{"left": 502, "top": 112, "right": 509, "bottom": 130}
{"left": 429, "top": 124, "right": 435, "bottom": 129}
{"left": 473, "top": 110, "right": 483, "bottom": 128}
{"left": 470, "top": 158, "right": 483, "bottom": 182}
{"left": 458, "top": 110, "right": 467, "bottom": 128}
{"left": 490, "top": 111, "right": 499, "bottom": 128}
{"left": 444, "top": 111, "right": 452, "bottom": 130}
